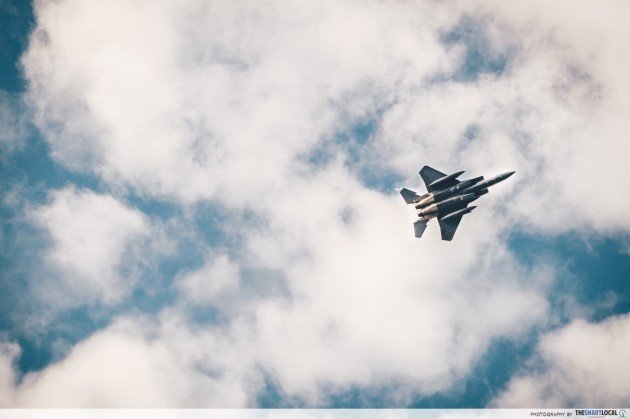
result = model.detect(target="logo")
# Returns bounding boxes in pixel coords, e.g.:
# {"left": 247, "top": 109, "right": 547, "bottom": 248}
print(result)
{"left": 575, "top": 409, "right": 620, "bottom": 417}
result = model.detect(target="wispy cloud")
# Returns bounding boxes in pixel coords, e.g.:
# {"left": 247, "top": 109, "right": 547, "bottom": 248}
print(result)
{"left": 0, "top": 92, "right": 30, "bottom": 157}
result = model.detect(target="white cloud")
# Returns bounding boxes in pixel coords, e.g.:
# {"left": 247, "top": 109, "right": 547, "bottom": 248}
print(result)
{"left": 492, "top": 314, "right": 630, "bottom": 407}
{"left": 22, "top": 0, "right": 630, "bottom": 230}
{"left": 6, "top": 171, "right": 553, "bottom": 406}
{"left": 176, "top": 252, "right": 240, "bottom": 305}
{"left": 22, "top": 0, "right": 457, "bottom": 203}
{"left": 373, "top": 1, "right": 630, "bottom": 233}
{"left": 0, "top": 342, "right": 19, "bottom": 407}
{"left": 236, "top": 167, "right": 550, "bottom": 403}
{"left": 9, "top": 315, "right": 255, "bottom": 407}
{"left": 32, "top": 187, "right": 149, "bottom": 305}
{"left": 9, "top": 0, "right": 629, "bottom": 407}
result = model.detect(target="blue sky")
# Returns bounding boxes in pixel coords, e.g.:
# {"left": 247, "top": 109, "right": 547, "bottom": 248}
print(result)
{"left": 1, "top": 0, "right": 629, "bottom": 408}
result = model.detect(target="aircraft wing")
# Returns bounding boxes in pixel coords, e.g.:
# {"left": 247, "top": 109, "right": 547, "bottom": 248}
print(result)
{"left": 438, "top": 213, "right": 464, "bottom": 241}
{"left": 420, "top": 166, "right": 460, "bottom": 192}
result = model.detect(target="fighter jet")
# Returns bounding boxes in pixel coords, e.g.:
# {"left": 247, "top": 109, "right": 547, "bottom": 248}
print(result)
{"left": 401, "top": 166, "right": 515, "bottom": 241}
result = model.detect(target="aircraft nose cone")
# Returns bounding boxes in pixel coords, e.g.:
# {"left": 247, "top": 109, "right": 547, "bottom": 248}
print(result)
{"left": 498, "top": 171, "right": 516, "bottom": 181}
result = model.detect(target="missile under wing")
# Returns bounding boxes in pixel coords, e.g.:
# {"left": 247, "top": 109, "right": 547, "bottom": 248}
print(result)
{"left": 419, "top": 166, "right": 462, "bottom": 192}
{"left": 437, "top": 205, "right": 476, "bottom": 241}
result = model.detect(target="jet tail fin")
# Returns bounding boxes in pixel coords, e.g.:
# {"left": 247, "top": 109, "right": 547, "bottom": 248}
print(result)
{"left": 400, "top": 188, "right": 422, "bottom": 204}
{"left": 413, "top": 219, "right": 429, "bottom": 238}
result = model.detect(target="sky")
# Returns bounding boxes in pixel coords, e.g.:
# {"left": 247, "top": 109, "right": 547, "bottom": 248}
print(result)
{"left": 1, "top": 0, "right": 629, "bottom": 408}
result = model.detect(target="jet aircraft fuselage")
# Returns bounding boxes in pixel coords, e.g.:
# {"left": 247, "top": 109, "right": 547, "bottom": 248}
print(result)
{"left": 401, "top": 166, "right": 515, "bottom": 240}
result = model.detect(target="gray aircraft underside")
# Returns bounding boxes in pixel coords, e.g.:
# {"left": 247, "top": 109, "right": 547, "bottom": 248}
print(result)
{"left": 401, "top": 166, "right": 515, "bottom": 241}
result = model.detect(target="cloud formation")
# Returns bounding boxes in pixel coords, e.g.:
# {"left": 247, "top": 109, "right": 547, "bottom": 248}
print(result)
{"left": 1, "top": 0, "right": 628, "bottom": 408}
{"left": 8, "top": 315, "right": 254, "bottom": 407}
{"left": 22, "top": 0, "right": 630, "bottom": 230}
{"left": 493, "top": 314, "right": 630, "bottom": 407}
{"left": 176, "top": 252, "right": 240, "bottom": 305}
{"left": 32, "top": 187, "right": 149, "bottom": 305}
{"left": 0, "top": 342, "right": 19, "bottom": 406}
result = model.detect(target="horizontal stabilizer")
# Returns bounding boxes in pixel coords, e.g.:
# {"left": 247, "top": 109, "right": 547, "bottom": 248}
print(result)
{"left": 400, "top": 188, "right": 422, "bottom": 204}
{"left": 413, "top": 220, "right": 429, "bottom": 238}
